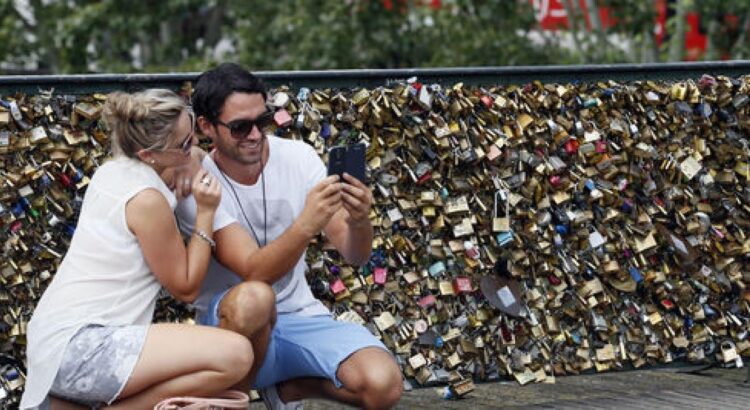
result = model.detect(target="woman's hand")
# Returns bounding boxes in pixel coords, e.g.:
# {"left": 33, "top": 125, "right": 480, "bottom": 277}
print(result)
{"left": 192, "top": 169, "right": 221, "bottom": 212}
{"left": 165, "top": 145, "right": 208, "bottom": 199}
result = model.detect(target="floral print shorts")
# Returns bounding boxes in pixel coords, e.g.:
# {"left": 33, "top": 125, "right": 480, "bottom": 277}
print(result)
{"left": 49, "top": 324, "right": 148, "bottom": 408}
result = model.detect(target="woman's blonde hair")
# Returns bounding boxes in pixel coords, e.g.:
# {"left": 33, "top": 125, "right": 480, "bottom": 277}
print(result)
{"left": 103, "top": 89, "right": 186, "bottom": 158}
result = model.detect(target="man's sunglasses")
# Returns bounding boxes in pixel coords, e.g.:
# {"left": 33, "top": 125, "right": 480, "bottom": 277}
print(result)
{"left": 214, "top": 110, "right": 275, "bottom": 139}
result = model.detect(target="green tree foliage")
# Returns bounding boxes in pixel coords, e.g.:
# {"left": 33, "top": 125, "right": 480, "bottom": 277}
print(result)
{"left": 234, "top": 0, "right": 572, "bottom": 70}
{"left": 1, "top": 0, "right": 749, "bottom": 74}
{"left": 570, "top": 0, "right": 750, "bottom": 63}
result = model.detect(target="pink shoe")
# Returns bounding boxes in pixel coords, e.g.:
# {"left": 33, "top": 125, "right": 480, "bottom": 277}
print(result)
{"left": 153, "top": 389, "right": 249, "bottom": 409}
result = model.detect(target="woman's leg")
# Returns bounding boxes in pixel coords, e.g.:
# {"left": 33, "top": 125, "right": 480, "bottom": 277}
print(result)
{"left": 106, "top": 323, "right": 253, "bottom": 409}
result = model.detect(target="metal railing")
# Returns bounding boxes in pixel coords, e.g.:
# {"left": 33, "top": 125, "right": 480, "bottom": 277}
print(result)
{"left": 1, "top": 61, "right": 750, "bottom": 94}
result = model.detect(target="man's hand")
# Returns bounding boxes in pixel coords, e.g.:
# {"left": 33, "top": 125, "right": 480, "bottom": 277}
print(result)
{"left": 341, "top": 173, "right": 372, "bottom": 227}
{"left": 296, "top": 175, "right": 343, "bottom": 238}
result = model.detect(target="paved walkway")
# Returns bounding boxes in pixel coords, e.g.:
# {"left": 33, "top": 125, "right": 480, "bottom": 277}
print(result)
{"left": 250, "top": 366, "right": 749, "bottom": 409}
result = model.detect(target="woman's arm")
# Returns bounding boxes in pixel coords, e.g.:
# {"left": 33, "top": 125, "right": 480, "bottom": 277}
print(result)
{"left": 126, "top": 170, "right": 221, "bottom": 302}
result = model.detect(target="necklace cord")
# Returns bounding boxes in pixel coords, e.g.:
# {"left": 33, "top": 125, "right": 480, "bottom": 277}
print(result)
{"left": 216, "top": 138, "right": 268, "bottom": 247}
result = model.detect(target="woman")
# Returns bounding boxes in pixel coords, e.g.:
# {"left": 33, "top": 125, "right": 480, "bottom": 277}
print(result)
{"left": 20, "top": 89, "right": 253, "bottom": 409}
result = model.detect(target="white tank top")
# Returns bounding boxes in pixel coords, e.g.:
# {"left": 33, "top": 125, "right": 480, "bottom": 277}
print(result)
{"left": 20, "top": 156, "right": 176, "bottom": 409}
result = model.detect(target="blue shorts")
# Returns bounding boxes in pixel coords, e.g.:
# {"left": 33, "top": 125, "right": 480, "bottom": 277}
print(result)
{"left": 198, "top": 289, "right": 388, "bottom": 389}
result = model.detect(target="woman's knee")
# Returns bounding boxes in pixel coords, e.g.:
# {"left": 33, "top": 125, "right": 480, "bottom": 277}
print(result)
{"left": 220, "top": 282, "right": 276, "bottom": 335}
{"left": 214, "top": 331, "right": 254, "bottom": 381}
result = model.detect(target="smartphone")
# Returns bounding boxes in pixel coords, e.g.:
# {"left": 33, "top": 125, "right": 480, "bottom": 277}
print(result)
{"left": 327, "top": 143, "right": 367, "bottom": 183}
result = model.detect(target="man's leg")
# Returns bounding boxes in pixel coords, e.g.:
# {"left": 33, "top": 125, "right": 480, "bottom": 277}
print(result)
{"left": 216, "top": 281, "right": 276, "bottom": 387}
{"left": 277, "top": 347, "right": 403, "bottom": 409}
{"left": 249, "top": 314, "right": 402, "bottom": 410}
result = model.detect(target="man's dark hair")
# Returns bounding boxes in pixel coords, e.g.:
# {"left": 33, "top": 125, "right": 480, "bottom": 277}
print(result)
{"left": 192, "top": 62, "right": 267, "bottom": 122}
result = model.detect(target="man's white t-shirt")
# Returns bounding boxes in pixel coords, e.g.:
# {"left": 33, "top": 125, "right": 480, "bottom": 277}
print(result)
{"left": 175, "top": 136, "right": 329, "bottom": 317}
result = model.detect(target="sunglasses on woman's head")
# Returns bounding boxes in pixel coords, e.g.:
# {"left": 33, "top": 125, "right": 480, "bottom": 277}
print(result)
{"left": 214, "top": 110, "right": 275, "bottom": 139}
{"left": 177, "top": 130, "right": 193, "bottom": 155}
{"left": 146, "top": 109, "right": 195, "bottom": 155}
{"left": 174, "top": 109, "right": 195, "bottom": 154}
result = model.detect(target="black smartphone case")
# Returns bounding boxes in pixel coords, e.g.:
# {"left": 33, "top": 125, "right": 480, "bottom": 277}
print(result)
{"left": 345, "top": 143, "right": 366, "bottom": 183}
{"left": 327, "top": 145, "right": 347, "bottom": 179}
{"left": 327, "top": 143, "right": 366, "bottom": 184}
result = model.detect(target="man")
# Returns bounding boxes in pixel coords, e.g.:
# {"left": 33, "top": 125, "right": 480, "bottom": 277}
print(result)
{"left": 175, "top": 63, "right": 403, "bottom": 410}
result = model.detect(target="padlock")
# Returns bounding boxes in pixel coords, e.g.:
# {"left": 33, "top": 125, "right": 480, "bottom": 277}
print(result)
{"left": 274, "top": 109, "right": 293, "bottom": 128}
{"left": 492, "top": 189, "right": 510, "bottom": 233}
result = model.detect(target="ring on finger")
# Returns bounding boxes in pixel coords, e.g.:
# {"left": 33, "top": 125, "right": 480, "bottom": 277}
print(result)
{"left": 200, "top": 175, "right": 211, "bottom": 186}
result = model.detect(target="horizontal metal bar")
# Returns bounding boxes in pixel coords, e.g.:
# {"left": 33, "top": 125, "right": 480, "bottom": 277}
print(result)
{"left": 1, "top": 61, "right": 750, "bottom": 95}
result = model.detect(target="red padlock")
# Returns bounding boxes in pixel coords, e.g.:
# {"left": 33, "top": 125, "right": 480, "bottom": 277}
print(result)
{"left": 564, "top": 138, "right": 579, "bottom": 155}
{"left": 660, "top": 299, "right": 675, "bottom": 310}
{"left": 549, "top": 175, "right": 562, "bottom": 187}
{"left": 417, "top": 171, "right": 432, "bottom": 185}
{"left": 499, "top": 320, "right": 514, "bottom": 343}
{"left": 59, "top": 172, "right": 73, "bottom": 188}
{"left": 453, "top": 276, "right": 472, "bottom": 294}
{"left": 463, "top": 240, "right": 480, "bottom": 259}
{"left": 595, "top": 139, "right": 608, "bottom": 153}
{"left": 480, "top": 95, "right": 493, "bottom": 109}
{"left": 10, "top": 220, "right": 23, "bottom": 233}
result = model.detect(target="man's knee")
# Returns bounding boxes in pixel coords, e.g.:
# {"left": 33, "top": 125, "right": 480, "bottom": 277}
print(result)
{"left": 219, "top": 281, "right": 276, "bottom": 336}
{"left": 363, "top": 357, "right": 403, "bottom": 408}
{"left": 341, "top": 348, "right": 403, "bottom": 408}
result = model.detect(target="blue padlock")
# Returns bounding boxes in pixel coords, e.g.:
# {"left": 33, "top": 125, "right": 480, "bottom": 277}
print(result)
{"left": 439, "top": 187, "right": 449, "bottom": 200}
{"left": 11, "top": 201, "right": 25, "bottom": 216}
{"left": 297, "top": 87, "right": 310, "bottom": 102}
{"left": 628, "top": 266, "right": 643, "bottom": 283}
{"left": 703, "top": 304, "right": 718, "bottom": 318}
{"left": 555, "top": 224, "right": 568, "bottom": 235}
{"left": 434, "top": 336, "right": 444, "bottom": 348}
{"left": 584, "top": 179, "right": 596, "bottom": 191}
{"left": 71, "top": 167, "right": 84, "bottom": 183}
{"left": 495, "top": 231, "right": 513, "bottom": 247}
{"left": 320, "top": 122, "right": 331, "bottom": 139}
{"left": 64, "top": 224, "right": 76, "bottom": 236}
{"left": 621, "top": 199, "right": 633, "bottom": 213}
{"left": 428, "top": 261, "right": 446, "bottom": 277}
{"left": 40, "top": 173, "right": 52, "bottom": 189}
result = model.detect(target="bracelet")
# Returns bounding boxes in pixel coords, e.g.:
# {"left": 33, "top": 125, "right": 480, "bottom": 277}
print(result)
{"left": 194, "top": 230, "right": 216, "bottom": 248}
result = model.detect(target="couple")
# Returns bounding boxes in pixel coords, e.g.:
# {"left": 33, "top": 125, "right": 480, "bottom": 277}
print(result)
{"left": 20, "top": 63, "right": 403, "bottom": 410}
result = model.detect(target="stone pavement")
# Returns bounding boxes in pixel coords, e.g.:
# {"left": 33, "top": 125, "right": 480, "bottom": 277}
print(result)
{"left": 249, "top": 365, "right": 750, "bottom": 409}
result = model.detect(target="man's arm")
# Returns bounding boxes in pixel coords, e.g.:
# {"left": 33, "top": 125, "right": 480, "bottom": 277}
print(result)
{"left": 214, "top": 221, "right": 310, "bottom": 284}
{"left": 324, "top": 173, "right": 374, "bottom": 266}
{"left": 214, "top": 175, "right": 344, "bottom": 284}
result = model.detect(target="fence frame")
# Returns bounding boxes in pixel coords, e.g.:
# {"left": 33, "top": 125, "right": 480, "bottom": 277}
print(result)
{"left": 1, "top": 61, "right": 750, "bottom": 95}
